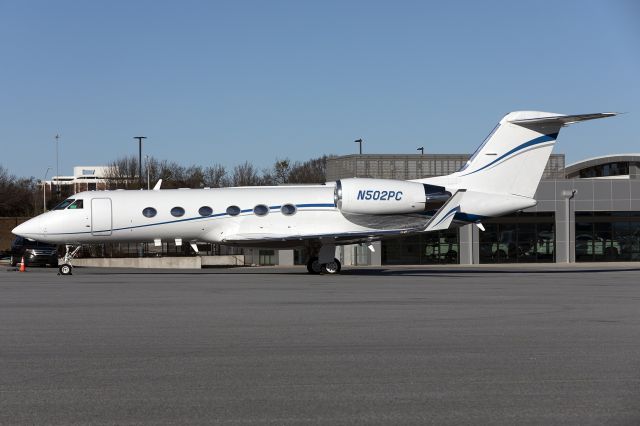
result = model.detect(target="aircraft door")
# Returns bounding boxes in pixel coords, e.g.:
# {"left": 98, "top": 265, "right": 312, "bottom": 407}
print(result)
{"left": 91, "top": 198, "right": 112, "bottom": 236}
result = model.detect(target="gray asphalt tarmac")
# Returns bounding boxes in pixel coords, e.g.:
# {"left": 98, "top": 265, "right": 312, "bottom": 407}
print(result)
{"left": 1, "top": 265, "right": 640, "bottom": 425}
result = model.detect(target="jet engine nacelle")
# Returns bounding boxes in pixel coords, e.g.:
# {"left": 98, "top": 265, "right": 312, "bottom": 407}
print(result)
{"left": 335, "top": 178, "right": 450, "bottom": 215}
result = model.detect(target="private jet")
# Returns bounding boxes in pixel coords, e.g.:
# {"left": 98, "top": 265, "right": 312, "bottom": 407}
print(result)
{"left": 13, "top": 111, "right": 617, "bottom": 275}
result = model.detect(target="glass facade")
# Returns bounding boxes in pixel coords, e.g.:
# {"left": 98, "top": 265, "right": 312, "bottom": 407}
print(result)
{"left": 575, "top": 212, "right": 640, "bottom": 262}
{"left": 578, "top": 162, "right": 629, "bottom": 178}
{"left": 382, "top": 229, "right": 459, "bottom": 265}
{"left": 479, "top": 213, "right": 555, "bottom": 263}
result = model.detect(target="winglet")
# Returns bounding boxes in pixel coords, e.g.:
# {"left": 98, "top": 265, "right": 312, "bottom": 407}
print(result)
{"left": 153, "top": 179, "right": 162, "bottom": 190}
{"left": 424, "top": 190, "right": 466, "bottom": 232}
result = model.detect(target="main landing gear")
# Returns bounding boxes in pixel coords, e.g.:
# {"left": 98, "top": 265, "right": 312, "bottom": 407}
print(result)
{"left": 306, "top": 243, "right": 341, "bottom": 274}
{"left": 58, "top": 245, "right": 81, "bottom": 276}
{"left": 306, "top": 257, "right": 342, "bottom": 275}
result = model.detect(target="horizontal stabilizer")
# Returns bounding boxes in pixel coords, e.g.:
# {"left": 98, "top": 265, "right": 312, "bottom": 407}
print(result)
{"left": 509, "top": 112, "right": 618, "bottom": 127}
{"left": 424, "top": 190, "right": 466, "bottom": 232}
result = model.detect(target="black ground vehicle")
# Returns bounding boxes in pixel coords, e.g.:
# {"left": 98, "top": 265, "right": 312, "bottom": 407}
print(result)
{"left": 10, "top": 237, "right": 58, "bottom": 267}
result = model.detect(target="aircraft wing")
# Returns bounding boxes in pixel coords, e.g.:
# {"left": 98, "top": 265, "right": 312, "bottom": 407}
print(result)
{"left": 221, "top": 228, "right": 419, "bottom": 245}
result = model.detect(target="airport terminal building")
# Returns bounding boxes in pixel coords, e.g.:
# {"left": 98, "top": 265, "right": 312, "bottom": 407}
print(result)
{"left": 324, "top": 153, "right": 640, "bottom": 266}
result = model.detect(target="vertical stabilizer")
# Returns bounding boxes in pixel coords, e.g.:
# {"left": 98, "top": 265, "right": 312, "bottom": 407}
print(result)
{"left": 449, "top": 111, "right": 617, "bottom": 198}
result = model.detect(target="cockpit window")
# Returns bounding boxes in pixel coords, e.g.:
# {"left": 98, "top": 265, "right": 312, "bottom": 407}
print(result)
{"left": 68, "top": 199, "right": 83, "bottom": 209}
{"left": 53, "top": 199, "right": 75, "bottom": 210}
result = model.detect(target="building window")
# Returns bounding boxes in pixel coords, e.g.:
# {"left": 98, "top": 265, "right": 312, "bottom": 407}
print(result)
{"left": 579, "top": 162, "right": 629, "bottom": 178}
{"left": 281, "top": 204, "right": 297, "bottom": 216}
{"left": 170, "top": 207, "right": 185, "bottom": 217}
{"left": 253, "top": 204, "right": 269, "bottom": 216}
{"left": 575, "top": 212, "right": 640, "bottom": 262}
{"left": 259, "top": 249, "right": 276, "bottom": 265}
{"left": 226, "top": 205, "right": 241, "bottom": 216}
{"left": 382, "top": 229, "right": 459, "bottom": 265}
{"left": 142, "top": 207, "right": 157, "bottom": 218}
{"left": 199, "top": 206, "right": 213, "bottom": 216}
{"left": 478, "top": 212, "right": 555, "bottom": 263}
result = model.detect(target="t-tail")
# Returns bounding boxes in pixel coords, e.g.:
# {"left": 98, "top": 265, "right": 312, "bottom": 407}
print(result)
{"left": 417, "top": 111, "right": 618, "bottom": 232}
{"left": 451, "top": 111, "right": 617, "bottom": 198}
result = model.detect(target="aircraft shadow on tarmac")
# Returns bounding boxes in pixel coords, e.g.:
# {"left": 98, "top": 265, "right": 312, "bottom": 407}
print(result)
{"left": 78, "top": 266, "right": 640, "bottom": 277}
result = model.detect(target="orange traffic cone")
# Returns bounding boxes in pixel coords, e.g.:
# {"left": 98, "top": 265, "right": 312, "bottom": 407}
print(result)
{"left": 19, "top": 256, "right": 26, "bottom": 272}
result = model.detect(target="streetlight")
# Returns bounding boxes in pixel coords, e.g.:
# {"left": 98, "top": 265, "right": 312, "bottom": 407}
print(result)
{"left": 417, "top": 147, "right": 424, "bottom": 155}
{"left": 43, "top": 167, "right": 52, "bottom": 212}
{"left": 54, "top": 134, "right": 60, "bottom": 195}
{"left": 133, "top": 136, "right": 147, "bottom": 189}
{"left": 145, "top": 155, "right": 150, "bottom": 190}
{"left": 354, "top": 138, "right": 363, "bottom": 155}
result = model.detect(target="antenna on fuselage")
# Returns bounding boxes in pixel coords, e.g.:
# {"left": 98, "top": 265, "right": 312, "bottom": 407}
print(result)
{"left": 153, "top": 179, "right": 162, "bottom": 190}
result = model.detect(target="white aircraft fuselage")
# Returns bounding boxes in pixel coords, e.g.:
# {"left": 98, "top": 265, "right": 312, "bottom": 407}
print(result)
{"left": 12, "top": 110, "right": 618, "bottom": 274}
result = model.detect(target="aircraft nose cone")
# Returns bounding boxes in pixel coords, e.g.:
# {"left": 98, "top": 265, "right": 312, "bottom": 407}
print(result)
{"left": 12, "top": 217, "right": 43, "bottom": 238}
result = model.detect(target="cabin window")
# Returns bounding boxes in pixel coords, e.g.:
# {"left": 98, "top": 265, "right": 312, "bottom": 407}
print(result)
{"left": 171, "top": 207, "right": 185, "bottom": 217}
{"left": 254, "top": 204, "right": 269, "bottom": 216}
{"left": 281, "top": 204, "right": 297, "bottom": 216}
{"left": 53, "top": 199, "right": 75, "bottom": 210}
{"left": 226, "top": 205, "right": 241, "bottom": 216}
{"left": 68, "top": 199, "right": 83, "bottom": 209}
{"left": 199, "top": 206, "right": 213, "bottom": 216}
{"left": 142, "top": 207, "right": 157, "bottom": 218}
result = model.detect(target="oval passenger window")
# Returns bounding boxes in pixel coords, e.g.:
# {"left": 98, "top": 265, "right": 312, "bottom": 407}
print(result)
{"left": 142, "top": 207, "right": 157, "bottom": 218}
{"left": 281, "top": 204, "right": 297, "bottom": 216}
{"left": 254, "top": 204, "right": 269, "bottom": 216}
{"left": 170, "top": 207, "right": 185, "bottom": 217}
{"left": 199, "top": 206, "right": 213, "bottom": 216}
{"left": 226, "top": 205, "right": 241, "bottom": 216}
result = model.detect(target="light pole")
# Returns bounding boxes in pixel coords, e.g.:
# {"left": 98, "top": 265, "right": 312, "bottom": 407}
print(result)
{"left": 417, "top": 147, "right": 424, "bottom": 155}
{"left": 43, "top": 167, "right": 52, "bottom": 212}
{"left": 54, "top": 134, "right": 60, "bottom": 195}
{"left": 146, "top": 155, "right": 150, "bottom": 190}
{"left": 133, "top": 136, "right": 147, "bottom": 189}
{"left": 354, "top": 138, "right": 363, "bottom": 155}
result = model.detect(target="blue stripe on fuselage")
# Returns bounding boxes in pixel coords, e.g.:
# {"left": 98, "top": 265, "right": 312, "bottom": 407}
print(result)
{"left": 46, "top": 202, "right": 337, "bottom": 235}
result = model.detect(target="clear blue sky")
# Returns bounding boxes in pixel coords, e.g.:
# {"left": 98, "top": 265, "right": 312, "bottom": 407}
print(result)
{"left": 1, "top": 0, "right": 638, "bottom": 178}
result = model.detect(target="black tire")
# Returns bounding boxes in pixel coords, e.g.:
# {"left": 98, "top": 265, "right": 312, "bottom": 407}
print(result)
{"left": 59, "top": 264, "right": 73, "bottom": 275}
{"left": 306, "top": 257, "right": 322, "bottom": 274}
{"left": 322, "top": 258, "right": 341, "bottom": 274}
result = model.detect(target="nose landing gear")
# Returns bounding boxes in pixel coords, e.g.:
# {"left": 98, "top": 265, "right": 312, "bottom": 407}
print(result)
{"left": 58, "top": 245, "right": 81, "bottom": 276}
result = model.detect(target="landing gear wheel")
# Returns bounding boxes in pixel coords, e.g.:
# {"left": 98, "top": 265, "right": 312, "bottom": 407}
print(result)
{"left": 322, "top": 258, "right": 341, "bottom": 274}
{"left": 59, "top": 264, "right": 73, "bottom": 276}
{"left": 306, "top": 257, "right": 322, "bottom": 274}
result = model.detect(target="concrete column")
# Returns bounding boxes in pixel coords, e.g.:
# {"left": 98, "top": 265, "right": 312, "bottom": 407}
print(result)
{"left": 340, "top": 244, "right": 354, "bottom": 266}
{"left": 459, "top": 224, "right": 473, "bottom": 264}
{"left": 370, "top": 241, "right": 382, "bottom": 266}
{"left": 557, "top": 189, "right": 576, "bottom": 263}
{"left": 472, "top": 225, "right": 480, "bottom": 264}
{"left": 278, "top": 249, "right": 294, "bottom": 266}
{"left": 459, "top": 224, "right": 480, "bottom": 264}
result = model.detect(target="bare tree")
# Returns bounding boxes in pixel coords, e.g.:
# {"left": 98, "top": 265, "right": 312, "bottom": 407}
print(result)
{"left": 287, "top": 155, "right": 331, "bottom": 184}
{"left": 104, "top": 156, "right": 138, "bottom": 189}
{"left": 0, "top": 165, "right": 38, "bottom": 216}
{"left": 203, "top": 164, "right": 229, "bottom": 188}
{"left": 231, "top": 161, "right": 263, "bottom": 186}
